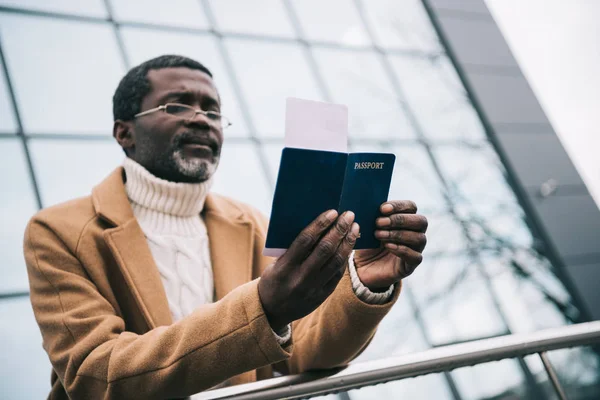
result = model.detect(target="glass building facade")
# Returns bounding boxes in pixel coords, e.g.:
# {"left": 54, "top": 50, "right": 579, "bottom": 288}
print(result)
{"left": 0, "top": 0, "right": 598, "bottom": 398}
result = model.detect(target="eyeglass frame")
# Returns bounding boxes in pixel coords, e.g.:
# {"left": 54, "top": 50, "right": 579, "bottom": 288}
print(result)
{"left": 134, "top": 102, "right": 232, "bottom": 128}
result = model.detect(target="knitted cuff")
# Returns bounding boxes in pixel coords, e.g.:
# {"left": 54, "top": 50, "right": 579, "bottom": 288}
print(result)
{"left": 349, "top": 251, "right": 395, "bottom": 305}
{"left": 271, "top": 324, "right": 292, "bottom": 346}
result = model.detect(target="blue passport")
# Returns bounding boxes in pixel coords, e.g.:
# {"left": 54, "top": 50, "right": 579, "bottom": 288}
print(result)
{"left": 264, "top": 147, "right": 396, "bottom": 256}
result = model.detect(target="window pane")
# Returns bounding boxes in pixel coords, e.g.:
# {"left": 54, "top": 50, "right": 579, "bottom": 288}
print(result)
{"left": 0, "top": 0, "right": 107, "bottom": 17}
{"left": 312, "top": 48, "right": 415, "bottom": 139}
{"left": 120, "top": 27, "right": 249, "bottom": 138}
{"left": 547, "top": 346, "right": 600, "bottom": 399}
{"left": 209, "top": 0, "right": 295, "bottom": 38}
{"left": 0, "top": 61, "right": 17, "bottom": 133}
{"left": 389, "top": 55, "right": 487, "bottom": 141}
{"left": 361, "top": 0, "right": 441, "bottom": 52}
{"left": 211, "top": 142, "right": 272, "bottom": 216}
{"left": 111, "top": 0, "right": 208, "bottom": 28}
{"left": 345, "top": 373, "right": 453, "bottom": 399}
{"left": 262, "top": 142, "right": 284, "bottom": 187}
{"left": 387, "top": 143, "right": 447, "bottom": 214}
{"left": 29, "top": 140, "right": 124, "bottom": 207}
{"left": 291, "top": 0, "right": 370, "bottom": 46}
{"left": 451, "top": 358, "right": 532, "bottom": 400}
{"left": 523, "top": 354, "right": 561, "bottom": 400}
{"left": 425, "top": 212, "right": 469, "bottom": 255}
{"left": 225, "top": 39, "right": 323, "bottom": 138}
{"left": 0, "top": 140, "right": 38, "bottom": 294}
{"left": 462, "top": 202, "right": 535, "bottom": 250}
{"left": 354, "top": 290, "right": 428, "bottom": 362}
{"left": 0, "top": 14, "right": 125, "bottom": 134}
{"left": 410, "top": 255, "right": 507, "bottom": 345}
{"left": 433, "top": 144, "right": 517, "bottom": 210}
{"left": 433, "top": 144, "right": 530, "bottom": 246}
{"left": 0, "top": 297, "right": 52, "bottom": 399}
{"left": 484, "top": 250, "right": 575, "bottom": 333}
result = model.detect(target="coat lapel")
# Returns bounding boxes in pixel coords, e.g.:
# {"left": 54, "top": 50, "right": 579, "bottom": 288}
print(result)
{"left": 91, "top": 168, "right": 257, "bottom": 327}
{"left": 92, "top": 168, "right": 257, "bottom": 385}
{"left": 203, "top": 194, "right": 255, "bottom": 301}
{"left": 92, "top": 167, "right": 173, "bottom": 329}
{"left": 202, "top": 194, "right": 257, "bottom": 386}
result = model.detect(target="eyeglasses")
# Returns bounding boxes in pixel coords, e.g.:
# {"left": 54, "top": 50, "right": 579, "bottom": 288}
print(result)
{"left": 134, "top": 103, "right": 232, "bottom": 129}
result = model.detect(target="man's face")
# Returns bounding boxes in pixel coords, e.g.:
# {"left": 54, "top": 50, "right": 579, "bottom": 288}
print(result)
{"left": 128, "top": 67, "right": 223, "bottom": 183}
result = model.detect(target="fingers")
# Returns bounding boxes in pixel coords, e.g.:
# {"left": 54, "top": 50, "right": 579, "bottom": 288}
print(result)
{"left": 285, "top": 209, "right": 339, "bottom": 263}
{"left": 338, "top": 222, "right": 360, "bottom": 258}
{"left": 320, "top": 222, "right": 359, "bottom": 281}
{"left": 376, "top": 214, "right": 428, "bottom": 232}
{"left": 380, "top": 200, "right": 417, "bottom": 215}
{"left": 302, "top": 211, "right": 356, "bottom": 272}
{"left": 383, "top": 243, "right": 423, "bottom": 275}
{"left": 374, "top": 230, "right": 427, "bottom": 252}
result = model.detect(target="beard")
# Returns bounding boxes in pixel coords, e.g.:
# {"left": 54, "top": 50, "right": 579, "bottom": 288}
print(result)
{"left": 171, "top": 147, "right": 219, "bottom": 181}
{"left": 136, "top": 130, "right": 221, "bottom": 183}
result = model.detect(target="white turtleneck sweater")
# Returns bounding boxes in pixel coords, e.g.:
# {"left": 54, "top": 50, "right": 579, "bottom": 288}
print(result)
{"left": 122, "top": 158, "right": 393, "bottom": 347}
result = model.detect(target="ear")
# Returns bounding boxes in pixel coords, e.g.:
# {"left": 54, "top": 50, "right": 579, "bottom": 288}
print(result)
{"left": 113, "top": 120, "right": 135, "bottom": 155}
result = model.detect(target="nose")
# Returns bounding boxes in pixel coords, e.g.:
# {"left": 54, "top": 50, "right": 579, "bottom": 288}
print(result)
{"left": 184, "top": 111, "right": 211, "bottom": 129}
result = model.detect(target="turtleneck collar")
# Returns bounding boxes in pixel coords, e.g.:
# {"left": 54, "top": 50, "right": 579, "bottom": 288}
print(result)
{"left": 122, "top": 158, "right": 213, "bottom": 236}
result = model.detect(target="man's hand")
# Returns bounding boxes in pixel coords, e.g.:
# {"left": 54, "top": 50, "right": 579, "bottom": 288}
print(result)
{"left": 258, "top": 210, "right": 359, "bottom": 332}
{"left": 354, "top": 201, "right": 428, "bottom": 291}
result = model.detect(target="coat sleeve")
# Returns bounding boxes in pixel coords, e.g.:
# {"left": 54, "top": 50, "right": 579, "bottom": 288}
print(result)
{"left": 24, "top": 216, "right": 292, "bottom": 400}
{"left": 250, "top": 208, "right": 401, "bottom": 375}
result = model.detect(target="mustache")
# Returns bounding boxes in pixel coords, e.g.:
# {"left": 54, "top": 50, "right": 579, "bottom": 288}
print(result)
{"left": 173, "top": 131, "right": 220, "bottom": 154}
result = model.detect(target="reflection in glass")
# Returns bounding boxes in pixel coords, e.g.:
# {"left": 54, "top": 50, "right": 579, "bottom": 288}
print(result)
{"left": 111, "top": 0, "right": 208, "bottom": 28}
{"left": 410, "top": 255, "right": 507, "bottom": 345}
{"left": 291, "top": 0, "right": 370, "bottom": 46}
{"left": 120, "top": 27, "right": 249, "bottom": 137}
{"left": 29, "top": 140, "right": 124, "bottom": 207}
{"left": 0, "top": 58, "right": 17, "bottom": 133}
{"left": 463, "top": 203, "right": 534, "bottom": 250}
{"left": 211, "top": 142, "right": 272, "bottom": 216}
{"left": 0, "top": 0, "right": 107, "bottom": 17}
{"left": 386, "top": 143, "right": 447, "bottom": 214}
{"left": 360, "top": 0, "right": 441, "bottom": 52}
{"left": 451, "top": 358, "right": 532, "bottom": 399}
{"left": 310, "top": 395, "right": 340, "bottom": 400}
{"left": 312, "top": 48, "right": 415, "bottom": 140}
{"left": 225, "top": 39, "right": 323, "bottom": 137}
{"left": 548, "top": 346, "right": 600, "bottom": 400}
{"left": 433, "top": 143, "right": 534, "bottom": 249}
{"left": 0, "top": 140, "right": 38, "bottom": 294}
{"left": 424, "top": 212, "right": 469, "bottom": 255}
{"left": 0, "top": 14, "right": 125, "bottom": 134}
{"left": 209, "top": 0, "right": 295, "bottom": 38}
{"left": 523, "top": 354, "right": 560, "bottom": 400}
{"left": 262, "top": 142, "right": 285, "bottom": 188}
{"left": 0, "top": 297, "right": 51, "bottom": 399}
{"left": 354, "top": 288, "right": 428, "bottom": 362}
{"left": 434, "top": 144, "right": 517, "bottom": 212}
{"left": 483, "top": 250, "right": 579, "bottom": 333}
{"left": 346, "top": 373, "right": 453, "bottom": 399}
{"left": 389, "top": 55, "right": 487, "bottom": 141}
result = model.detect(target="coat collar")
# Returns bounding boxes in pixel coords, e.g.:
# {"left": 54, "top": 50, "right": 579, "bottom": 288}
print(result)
{"left": 92, "top": 167, "right": 255, "bottom": 328}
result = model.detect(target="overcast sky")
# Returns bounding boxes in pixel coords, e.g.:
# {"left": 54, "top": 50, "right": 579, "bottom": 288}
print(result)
{"left": 484, "top": 0, "right": 600, "bottom": 208}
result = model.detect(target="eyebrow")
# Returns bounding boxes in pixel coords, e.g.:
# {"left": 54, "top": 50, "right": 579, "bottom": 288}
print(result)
{"left": 159, "top": 90, "right": 220, "bottom": 107}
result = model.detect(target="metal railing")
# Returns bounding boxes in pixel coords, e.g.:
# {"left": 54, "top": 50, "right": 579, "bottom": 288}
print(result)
{"left": 199, "top": 321, "right": 600, "bottom": 400}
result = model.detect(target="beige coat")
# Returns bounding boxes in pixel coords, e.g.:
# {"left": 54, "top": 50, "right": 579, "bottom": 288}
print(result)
{"left": 23, "top": 167, "right": 400, "bottom": 399}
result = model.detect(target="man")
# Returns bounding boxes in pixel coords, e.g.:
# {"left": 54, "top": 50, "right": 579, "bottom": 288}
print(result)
{"left": 24, "top": 55, "right": 428, "bottom": 399}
